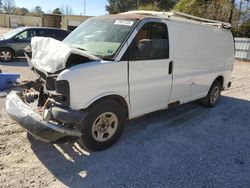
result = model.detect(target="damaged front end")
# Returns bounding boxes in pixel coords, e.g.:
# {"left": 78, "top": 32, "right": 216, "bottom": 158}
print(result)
{"left": 5, "top": 67, "right": 86, "bottom": 142}
{"left": 5, "top": 73, "right": 86, "bottom": 143}
{"left": 4, "top": 37, "right": 97, "bottom": 143}
{"left": 6, "top": 91, "right": 83, "bottom": 143}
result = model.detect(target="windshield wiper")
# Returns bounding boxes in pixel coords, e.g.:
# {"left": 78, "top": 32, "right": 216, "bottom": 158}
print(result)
{"left": 76, "top": 47, "right": 87, "bottom": 51}
{"left": 97, "top": 55, "right": 113, "bottom": 61}
{"left": 72, "top": 47, "right": 111, "bottom": 60}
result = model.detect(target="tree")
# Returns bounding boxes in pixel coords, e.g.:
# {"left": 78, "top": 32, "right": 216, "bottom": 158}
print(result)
{"left": 138, "top": 0, "right": 178, "bottom": 11}
{"left": 0, "top": 0, "right": 3, "bottom": 11}
{"left": 229, "top": 0, "right": 236, "bottom": 24}
{"left": 106, "top": 0, "right": 137, "bottom": 14}
{"left": 32, "top": 5, "right": 44, "bottom": 15}
{"left": 233, "top": 18, "right": 250, "bottom": 37}
{"left": 174, "top": 0, "right": 236, "bottom": 23}
{"left": 2, "top": 0, "right": 16, "bottom": 14}
{"left": 14, "top": 7, "right": 29, "bottom": 15}
{"left": 106, "top": 0, "right": 178, "bottom": 13}
{"left": 172, "top": 0, "right": 250, "bottom": 37}
{"left": 240, "top": 18, "right": 250, "bottom": 37}
{"left": 138, "top": 3, "right": 163, "bottom": 11}
{"left": 52, "top": 8, "right": 62, "bottom": 14}
{"left": 238, "top": 0, "right": 250, "bottom": 23}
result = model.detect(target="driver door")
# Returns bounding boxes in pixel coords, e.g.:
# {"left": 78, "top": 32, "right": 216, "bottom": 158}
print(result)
{"left": 125, "top": 21, "right": 173, "bottom": 117}
{"left": 14, "top": 29, "right": 33, "bottom": 56}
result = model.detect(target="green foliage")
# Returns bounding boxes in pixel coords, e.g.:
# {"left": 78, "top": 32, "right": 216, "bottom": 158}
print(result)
{"left": 152, "top": 0, "right": 178, "bottom": 11}
{"left": 32, "top": 5, "right": 44, "bottom": 15}
{"left": 106, "top": 0, "right": 137, "bottom": 14}
{"left": 52, "top": 8, "right": 62, "bottom": 14}
{"left": 138, "top": 4, "right": 163, "bottom": 11}
{"left": 14, "top": 7, "right": 29, "bottom": 15}
{"left": 232, "top": 19, "right": 250, "bottom": 37}
{"left": 106, "top": 0, "right": 178, "bottom": 14}
{"left": 174, "top": 0, "right": 233, "bottom": 22}
{"left": 26, "top": 5, "right": 44, "bottom": 16}
{"left": 173, "top": 0, "right": 250, "bottom": 36}
{"left": 240, "top": 19, "right": 250, "bottom": 37}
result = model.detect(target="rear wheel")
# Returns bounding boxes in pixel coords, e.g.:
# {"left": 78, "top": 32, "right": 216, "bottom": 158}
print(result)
{"left": 79, "top": 99, "right": 126, "bottom": 151}
{"left": 0, "top": 48, "right": 14, "bottom": 62}
{"left": 200, "top": 80, "right": 222, "bottom": 107}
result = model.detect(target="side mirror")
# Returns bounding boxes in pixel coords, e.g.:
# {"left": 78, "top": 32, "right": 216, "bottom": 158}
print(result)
{"left": 137, "top": 39, "right": 153, "bottom": 59}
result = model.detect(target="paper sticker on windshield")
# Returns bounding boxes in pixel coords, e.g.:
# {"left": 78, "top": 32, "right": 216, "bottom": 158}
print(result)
{"left": 114, "top": 20, "right": 134, "bottom": 26}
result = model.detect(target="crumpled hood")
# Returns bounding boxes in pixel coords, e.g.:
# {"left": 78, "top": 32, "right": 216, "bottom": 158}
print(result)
{"left": 30, "top": 37, "right": 100, "bottom": 73}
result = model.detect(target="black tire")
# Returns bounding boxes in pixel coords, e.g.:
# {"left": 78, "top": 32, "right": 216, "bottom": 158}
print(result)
{"left": 0, "top": 48, "right": 14, "bottom": 62}
{"left": 79, "top": 99, "right": 126, "bottom": 151}
{"left": 200, "top": 80, "right": 222, "bottom": 107}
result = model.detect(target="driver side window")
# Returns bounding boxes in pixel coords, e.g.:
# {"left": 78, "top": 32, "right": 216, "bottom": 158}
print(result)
{"left": 122, "top": 22, "right": 169, "bottom": 61}
{"left": 15, "top": 30, "right": 28, "bottom": 41}
{"left": 15, "top": 30, "right": 35, "bottom": 42}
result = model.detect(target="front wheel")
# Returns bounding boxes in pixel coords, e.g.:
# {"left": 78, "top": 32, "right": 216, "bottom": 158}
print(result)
{"left": 0, "top": 48, "right": 14, "bottom": 62}
{"left": 79, "top": 99, "right": 126, "bottom": 151}
{"left": 200, "top": 80, "right": 222, "bottom": 107}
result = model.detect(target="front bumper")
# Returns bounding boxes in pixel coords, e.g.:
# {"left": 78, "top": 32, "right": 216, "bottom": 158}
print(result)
{"left": 5, "top": 91, "right": 82, "bottom": 143}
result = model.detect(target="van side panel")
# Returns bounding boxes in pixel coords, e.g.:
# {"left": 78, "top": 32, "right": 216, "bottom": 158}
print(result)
{"left": 168, "top": 20, "right": 234, "bottom": 104}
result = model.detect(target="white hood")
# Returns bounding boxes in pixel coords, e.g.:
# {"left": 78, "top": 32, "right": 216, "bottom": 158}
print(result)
{"left": 30, "top": 37, "right": 100, "bottom": 73}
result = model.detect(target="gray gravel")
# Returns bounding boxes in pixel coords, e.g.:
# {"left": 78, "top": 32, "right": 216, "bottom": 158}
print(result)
{"left": 0, "top": 60, "right": 250, "bottom": 188}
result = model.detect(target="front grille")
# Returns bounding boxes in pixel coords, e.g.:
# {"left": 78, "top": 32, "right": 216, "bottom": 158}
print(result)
{"left": 33, "top": 68, "right": 57, "bottom": 91}
{"left": 46, "top": 77, "right": 56, "bottom": 90}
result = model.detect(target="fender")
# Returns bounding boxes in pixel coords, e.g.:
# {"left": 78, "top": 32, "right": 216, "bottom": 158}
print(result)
{"left": 82, "top": 92, "right": 130, "bottom": 110}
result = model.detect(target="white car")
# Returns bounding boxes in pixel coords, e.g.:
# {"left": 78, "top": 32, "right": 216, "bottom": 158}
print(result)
{"left": 6, "top": 11, "right": 234, "bottom": 151}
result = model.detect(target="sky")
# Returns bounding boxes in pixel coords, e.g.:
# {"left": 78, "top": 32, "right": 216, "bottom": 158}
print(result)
{"left": 15, "top": 0, "right": 107, "bottom": 16}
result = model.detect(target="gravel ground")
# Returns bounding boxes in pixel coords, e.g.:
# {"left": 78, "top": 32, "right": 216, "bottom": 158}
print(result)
{"left": 0, "top": 60, "right": 250, "bottom": 188}
{"left": 1, "top": 48, "right": 250, "bottom": 188}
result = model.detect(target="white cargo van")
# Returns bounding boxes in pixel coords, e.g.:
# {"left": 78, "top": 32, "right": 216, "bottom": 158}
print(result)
{"left": 6, "top": 11, "right": 234, "bottom": 151}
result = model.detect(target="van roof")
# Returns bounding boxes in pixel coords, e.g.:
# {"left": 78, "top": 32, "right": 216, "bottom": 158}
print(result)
{"left": 98, "top": 13, "right": 148, "bottom": 20}
{"left": 103, "top": 10, "right": 231, "bottom": 30}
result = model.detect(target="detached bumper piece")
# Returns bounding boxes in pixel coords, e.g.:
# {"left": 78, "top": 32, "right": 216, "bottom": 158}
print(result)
{"left": 5, "top": 91, "right": 82, "bottom": 143}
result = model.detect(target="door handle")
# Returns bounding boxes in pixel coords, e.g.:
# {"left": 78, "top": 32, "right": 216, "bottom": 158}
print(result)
{"left": 168, "top": 61, "right": 173, "bottom": 75}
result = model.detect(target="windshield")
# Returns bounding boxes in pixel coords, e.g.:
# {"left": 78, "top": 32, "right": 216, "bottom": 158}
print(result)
{"left": 64, "top": 17, "right": 138, "bottom": 59}
{"left": 3, "top": 28, "right": 25, "bottom": 39}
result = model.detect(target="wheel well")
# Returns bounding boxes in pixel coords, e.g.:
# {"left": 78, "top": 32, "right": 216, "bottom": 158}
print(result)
{"left": 215, "top": 76, "right": 224, "bottom": 87}
{"left": 87, "top": 95, "right": 129, "bottom": 118}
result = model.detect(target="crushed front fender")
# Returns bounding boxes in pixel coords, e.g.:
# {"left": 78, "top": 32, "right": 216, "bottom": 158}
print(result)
{"left": 5, "top": 91, "right": 82, "bottom": 143}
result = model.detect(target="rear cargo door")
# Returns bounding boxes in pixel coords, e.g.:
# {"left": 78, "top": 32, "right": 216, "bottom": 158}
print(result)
{"left": 126, "top": 21, "right": 173, "bottom": 117}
